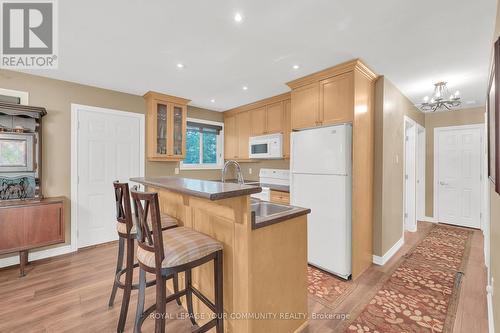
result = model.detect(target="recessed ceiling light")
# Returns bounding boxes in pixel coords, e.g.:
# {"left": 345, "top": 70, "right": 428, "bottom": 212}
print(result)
{"left": 210, "top": 99, "right": 216, "bottom": 103}
{"left": 292, "top": 65, "right": 300, "bottom": 70}
{"left": 242, "top": 86, "right": 248, "bottom": 91}
{"left": 176, "top": 63, "right": 184, "bottom": 69}
{"left": 234, "top": 12, "right": 243, "bottom": 22}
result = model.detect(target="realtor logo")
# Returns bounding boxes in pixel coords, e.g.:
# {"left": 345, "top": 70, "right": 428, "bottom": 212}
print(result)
{"left": 1, "top": 0, "right": 58, "bottom": 68}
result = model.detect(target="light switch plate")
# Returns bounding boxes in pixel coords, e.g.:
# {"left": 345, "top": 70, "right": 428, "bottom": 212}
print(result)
{"left": 174, "top": 167, "right": 179, "bottom": 175}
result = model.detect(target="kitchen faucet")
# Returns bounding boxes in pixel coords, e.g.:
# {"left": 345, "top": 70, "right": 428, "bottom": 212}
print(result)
{"left": 221, "top": 160, "right": 244, "bottom": 184}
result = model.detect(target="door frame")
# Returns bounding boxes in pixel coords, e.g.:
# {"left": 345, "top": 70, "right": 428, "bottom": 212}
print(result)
{"left": 416, "top": 124, "right": 426, "bottom": 220}
{"left": 70, "top": 104, "right": 145, "bottom": 250}
{"left": 433, "top": 124, "right": 484, "bottom": 229}
{"left": 403, "top": 116, "right": 418, "bottom": 232}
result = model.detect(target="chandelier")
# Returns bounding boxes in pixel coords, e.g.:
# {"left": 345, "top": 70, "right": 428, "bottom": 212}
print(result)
{"left": 420, "top": 81, "right": 461, "bottom": 112}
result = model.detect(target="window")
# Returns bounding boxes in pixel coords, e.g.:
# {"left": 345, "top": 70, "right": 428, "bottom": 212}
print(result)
{"left": 180, "top": 118, "right": 224, "bottom": 170}
{"left": 0, "top": 88, "right": 29, "bottom": 105}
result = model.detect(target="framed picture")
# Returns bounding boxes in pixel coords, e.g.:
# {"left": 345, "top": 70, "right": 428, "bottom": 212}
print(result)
{"left": 488, "top": 37, "right": 500, "bottom": 194}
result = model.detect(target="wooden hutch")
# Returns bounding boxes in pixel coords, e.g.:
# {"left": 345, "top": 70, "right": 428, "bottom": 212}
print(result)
{"left": 0, "top": 102, "right": 64, "bottom": 276}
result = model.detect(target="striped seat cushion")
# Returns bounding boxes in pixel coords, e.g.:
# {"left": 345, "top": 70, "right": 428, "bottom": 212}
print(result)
{"left": 116, "top": 213, "right": 178, "bottom": 235}
{"left": 137, "top": 227, "right": 223, "bottom": 268}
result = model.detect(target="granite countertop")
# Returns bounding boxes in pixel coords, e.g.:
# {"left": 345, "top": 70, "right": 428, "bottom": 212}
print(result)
{"left": 220, "top": 179, "right": 290, "bottom": 193}
{"left": 131, "top": 176, "right": 262, "bottom": 201}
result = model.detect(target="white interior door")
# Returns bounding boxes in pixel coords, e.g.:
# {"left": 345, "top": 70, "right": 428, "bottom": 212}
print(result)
{"left": 436, "top": 126, "right": 482, "bottom": 228}
{"left": 404, "top": 120, "right": 417, "bottom": 232}
{"left": 416, "top": 125, "right": 426, "bottom": 220}
{"left": 76, "top": 105, "right": 144, "bottom": 248}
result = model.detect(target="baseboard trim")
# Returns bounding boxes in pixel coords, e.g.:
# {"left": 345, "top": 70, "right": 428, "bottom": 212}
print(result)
{"left": 373, "top": 237, "right": 404, "bottom": 266}
{"left": 0, "top": 244, "right": 76, "bottom": 269}
{"left": 487, "top": 284, "right": 495, "bottom": 333}
{"left": 420, "top": 216, "right": 438, "bottom": 223}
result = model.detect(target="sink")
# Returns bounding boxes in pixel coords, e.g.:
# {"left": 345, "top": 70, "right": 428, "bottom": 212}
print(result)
{"left": 251, "top": 201, "right": 294, "bottom": 217}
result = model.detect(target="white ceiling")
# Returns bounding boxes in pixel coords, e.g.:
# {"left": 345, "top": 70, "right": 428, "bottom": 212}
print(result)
{"left": 23, "top": 0, "right": 497, "bottom": 111}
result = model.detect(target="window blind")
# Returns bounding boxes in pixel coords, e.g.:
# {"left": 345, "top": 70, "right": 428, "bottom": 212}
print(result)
{"left": 187, "top": 121, "right": 222, "bottom": 135}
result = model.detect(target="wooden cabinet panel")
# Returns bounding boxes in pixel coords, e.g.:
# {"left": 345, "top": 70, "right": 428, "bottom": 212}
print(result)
{"left": 25, "top": 203, "right": 63, "bottom": 247}
{"left": 144, "top": 91, "right": 190, "bottom": 161}
{"left": 224, "top": 115, "right": 237, "bottom": 159}
{"left": 169, "top": 104, "right": 187, "bottom": 158}
{"left": 270, "top": 190, "right": 290, "bottom": 205}
{"left": 0, "top": 198, "right": 65, "bottom": 255}
{"left": 236, "top": 111, "right": 251, "bottom": 159}
{"left": 291, "top": 82, "right": 319, "bottom": 130}
{"left": 0, "top": 208, "right": 25, "bottom": 252}
{"left": 266, "top": 101, "right": 284, "bottom": 134}
{"left": 251, "top": 107, "right": 266, "bottom": 136}
{"left": 283, "top": 99, "right": 291, "bottom": 158}
{"left": 320, "top": 72, "right": 354, "bottom": 125}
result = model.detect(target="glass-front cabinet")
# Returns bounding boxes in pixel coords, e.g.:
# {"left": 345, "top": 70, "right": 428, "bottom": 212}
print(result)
{"left": 144, "top": 91, "right": 189, "bottom": 161}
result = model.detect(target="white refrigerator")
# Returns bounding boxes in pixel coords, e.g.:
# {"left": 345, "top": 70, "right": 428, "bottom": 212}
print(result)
{"left": 290, "top": 124, "right": 352, "bottom": 279}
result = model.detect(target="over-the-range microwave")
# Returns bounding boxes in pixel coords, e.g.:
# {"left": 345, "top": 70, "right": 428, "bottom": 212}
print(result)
{"left": 249, "top": 133, "right": 283, "bottom": 159}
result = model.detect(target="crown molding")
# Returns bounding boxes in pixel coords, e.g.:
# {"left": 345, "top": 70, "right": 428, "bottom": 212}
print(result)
{"left": 143, "top": 91, "right": 191, "bottom": 105}
{"left": 286, "top": 59, "right": 378, "bottom": 89}
{"left": 224, "top": 92, "right": 291, "bottom": 116}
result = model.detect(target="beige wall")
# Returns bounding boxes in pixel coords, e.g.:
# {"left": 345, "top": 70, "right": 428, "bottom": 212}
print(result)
{"left": 424, "top": 107, "right": 485, "bottom": 217}
{"left": 490, "top": 0, "right": 500, "bottom": 327}
{"left": 373, "top": 76, "right": 424, "bottom": 256}
{"left": 0, "top": 69, "right": 222, "bottom": 250}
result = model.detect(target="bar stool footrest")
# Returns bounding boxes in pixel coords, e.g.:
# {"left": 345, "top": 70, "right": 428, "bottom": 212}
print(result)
{"left": 114, "top": 262, "right": 156, "bottom": 290}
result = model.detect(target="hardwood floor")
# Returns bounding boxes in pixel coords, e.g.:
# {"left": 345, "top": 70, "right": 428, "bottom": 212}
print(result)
{"left": 0, "top": 222, "right": 488, "bottom": 332}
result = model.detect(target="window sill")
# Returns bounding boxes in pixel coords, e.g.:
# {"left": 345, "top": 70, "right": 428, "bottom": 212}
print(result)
{"left": 179, "top": 164, "right": 224, "bottom": 171}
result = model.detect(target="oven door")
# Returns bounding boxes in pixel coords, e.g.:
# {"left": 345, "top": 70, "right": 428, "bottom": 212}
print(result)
{"left": 0, "top": 133, "right": 35, "bottom": 172}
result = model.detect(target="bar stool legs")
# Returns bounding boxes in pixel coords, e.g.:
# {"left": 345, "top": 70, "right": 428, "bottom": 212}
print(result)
{"left": 108, "top": 237, "right": 125, "bottom": 308}
{"left": 108, "top": 237, "right": 183, "bottom": 333}
{"left": 134, "top": 268, "right": 147, "bottom": 333}
{"left": 214, "top": 250, "right": 224, "bottom": 333}
{"left": 117, "top": 238, "right": 134, "bottom": 332}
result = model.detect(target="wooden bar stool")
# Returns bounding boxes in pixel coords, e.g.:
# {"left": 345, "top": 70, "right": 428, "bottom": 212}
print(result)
{"left": 131, "top": 189, "right": 224, "bottom": 333}
{"left": 109, "top": 182, "right": 181, "bottom": 333}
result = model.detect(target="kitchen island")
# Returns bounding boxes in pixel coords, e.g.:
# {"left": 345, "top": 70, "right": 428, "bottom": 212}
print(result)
{"left": 131, "top": 176, "right": 310, "bottom": 333}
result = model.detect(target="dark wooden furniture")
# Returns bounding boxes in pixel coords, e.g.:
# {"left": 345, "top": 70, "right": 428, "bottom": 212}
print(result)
{"left": 0, "top": 197, "right": 64, "bottom": 276}
{"left": 131, "top": 189, "right": 224, "bottom": 333}
{"left": 0, "top": 102, "right": 47, "bottom": 199}
{"left": 109, "top": 182, "right": 180, "bottom": 333}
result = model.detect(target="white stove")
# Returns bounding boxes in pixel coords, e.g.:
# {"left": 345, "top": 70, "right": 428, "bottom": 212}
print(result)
{"left": 251, "top": 168, "right": 290, "bottom": 201}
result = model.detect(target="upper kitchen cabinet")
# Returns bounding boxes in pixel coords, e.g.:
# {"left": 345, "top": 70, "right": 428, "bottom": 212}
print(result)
{"left": 250, "top": 106, "right": 267, "bottom": 136}
{"left": 250, "top": 101, "right": 285, "bottom": 136}
{"left": 283, "top": 99, "right": 292, "bottom": 158}
{"left": 224, "top": 92, "right": 291, "bottom": 161}
{"left": 224, "top": 114, "right": 238, "bottom": 159}
{"left": 320, "top": 72, "right": 354, "bottom": 125}
{"left": 288, "top": 62, "right": 360, "bottom": 130}
{"left": 265, "top": 101, "right": 284, "bottom": 134}
{"left": 290, "top": 82, "right": 319, "bottom": 130}
{"left": 237, "top": 111, "right": 251, "bottom": 159}
{"left": 224, "top": 111, "right": 251, "bottom": 160}
{"left": 144, "top": 91, "right": 190, "bottom": 161}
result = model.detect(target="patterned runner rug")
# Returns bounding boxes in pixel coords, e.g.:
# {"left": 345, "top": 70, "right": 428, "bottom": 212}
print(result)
{"left": 339, "top": 224, "right": 473, "bottom": 333}
{"left": 308, "top": 265, "right": 356, "bottom": 309}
